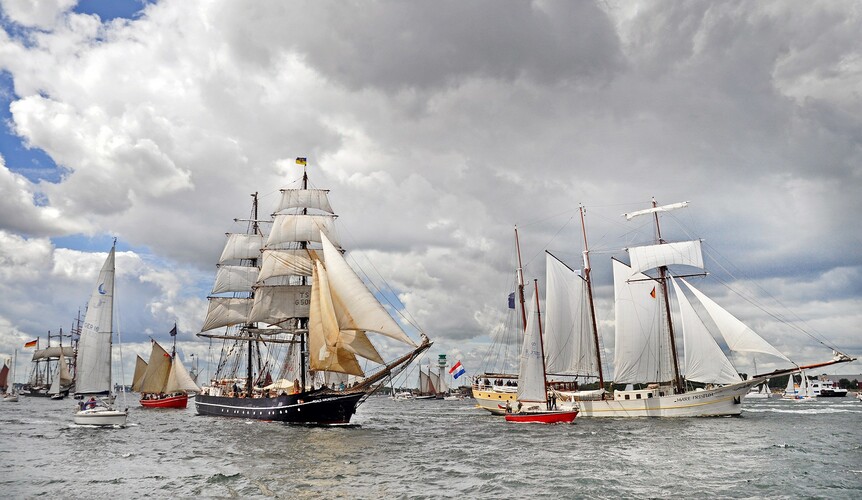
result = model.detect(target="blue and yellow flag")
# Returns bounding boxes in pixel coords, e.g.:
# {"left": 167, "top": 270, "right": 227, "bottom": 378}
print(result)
{"left": 296, "top": 157, "right": 307, "bottom": 166}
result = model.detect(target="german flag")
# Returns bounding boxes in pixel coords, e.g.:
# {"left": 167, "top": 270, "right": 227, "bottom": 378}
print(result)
{"left": 24, "top": 339, "right": 37, "bottom": 348}
{"left": 295, "top": 157, "right": 307, "bottom": 166}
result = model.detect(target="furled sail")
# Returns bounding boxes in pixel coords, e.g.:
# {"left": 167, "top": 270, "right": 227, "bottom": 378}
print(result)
{"left": 516, "top": 286, "right": 547, "bottom": 404}
{"left": 139, "top": 341, "right": 172, "bottom": 394}
{"left": 267, "top": 214, "right": 340, "bottom": 248}
{"left": 679, "top": 279, "right": 791, "bottom": 362}
{"left": 218, "top": 233, "right": 264, "bottom": 263}
{"left": 131, "top": 355, "right": 148, "bottom": 392}
{"left": 257, "top": 249, "right": 320, "bottom": 280}
{"left": 32, "top": 346, "right": 75, "bottom": 360}
{"left": 671, "top": 277, "right": 742, "bottom": 385}
{"left": 543, "top": 253, "right": 597, "bottom": 376}
{"left": 212, "top": 265, "right": 259, "bottom": 294}
{"left": 74, "top": 246, "right": 115, "bottom": 395}
{"left": 275, "top": 188, "right": 334, "bottom": 214}
{"left": 627, "top": 240, "right": 704, "bottom": 276}
{"left": 201, "top": 297, "right": 253, "bottom": 332}
{"left": 612, "top": 259, "right": 673, "bottom": 384}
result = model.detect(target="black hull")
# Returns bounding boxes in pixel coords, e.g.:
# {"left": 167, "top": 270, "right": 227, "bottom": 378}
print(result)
{"left": 195, "top": 390, "right": 366, "bottom": 425}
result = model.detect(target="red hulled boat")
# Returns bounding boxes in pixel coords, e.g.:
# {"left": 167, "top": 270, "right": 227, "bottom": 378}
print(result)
{"left": 140, "top": 393, "right": 189, "bottom": 409}
{"left": 505, "top": 409, "right": 578, "bottom": 424}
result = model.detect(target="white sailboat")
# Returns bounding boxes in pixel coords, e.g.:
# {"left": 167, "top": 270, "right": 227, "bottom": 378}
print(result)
{"left": 552, "top": 200, "right": 854, "bottom": 417}
{"left": 73, "top": 241, "right": 128, "bottom": 426}
{"left": 782, "top": 371, "right": 814, "bottom": 401}
{"left": 505, "top": 280, "right": 578, "bottom": 423}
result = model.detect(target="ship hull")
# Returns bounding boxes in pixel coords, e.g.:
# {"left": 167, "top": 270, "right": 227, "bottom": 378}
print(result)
{"left": 195, "top": 391, "right": 366, "bottom": 425}
{"left": 141, "top": 394, "right": 188, "bottom": 408}
{"left": 565, "top": 380, "right": 757, "bottom": 418}
{"left": 471, "top": 386, "right": 517, "bottom": 415}
{"left": 505, "top": 410, "right": 578, "bottom": 424}
{"left": 74, "top": 408, "right": 128, "bottom": 426}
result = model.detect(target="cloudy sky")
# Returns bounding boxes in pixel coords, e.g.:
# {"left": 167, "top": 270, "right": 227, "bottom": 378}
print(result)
{"left": 1, "top": 0, "right": 859, "bottom": 385}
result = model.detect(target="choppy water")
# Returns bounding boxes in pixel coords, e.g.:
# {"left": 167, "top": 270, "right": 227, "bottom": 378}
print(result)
{"left": 2, "top": 394, "right": 861, "bottom": 498}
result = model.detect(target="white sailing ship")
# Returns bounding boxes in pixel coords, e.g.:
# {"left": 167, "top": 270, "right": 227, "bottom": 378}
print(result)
{"left": 548, "top": 200, "right": 854, "bottom": 417}
{"left": 73, "top": 241, "right": 128, "bottom": 426}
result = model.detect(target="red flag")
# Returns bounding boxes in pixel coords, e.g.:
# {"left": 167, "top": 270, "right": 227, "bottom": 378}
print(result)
{"left": 650, "top": 287, "right": 656, "bottom": 299}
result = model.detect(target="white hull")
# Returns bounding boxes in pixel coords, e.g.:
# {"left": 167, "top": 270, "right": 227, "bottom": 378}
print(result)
{"left": 563, "top": 380, "right": 758, "bottom": 418}
{"left": 2, "top": 394, "right": 18, "bottom": 402}
{"left": 74, "top": 408, "right": 128, "bottom": 426}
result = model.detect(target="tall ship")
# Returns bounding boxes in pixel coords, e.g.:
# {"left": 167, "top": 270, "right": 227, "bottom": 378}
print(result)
{"left": 195, "top": 160, "right": 431, "bottom": 424}
{"left": 132, "top": 325, "right": 200, "bottom": 408}
{"left": 551, "top": 200, "right": 854, "bottom": 417}
{"left": 22, "top": 329, "right": 76, "bottom": 398}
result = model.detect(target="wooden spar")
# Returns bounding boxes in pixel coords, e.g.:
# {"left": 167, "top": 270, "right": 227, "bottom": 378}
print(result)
{"left": 578, "top": 205, "right": 605, "bottom": 392}
{"left": 651, "top": 198, "right": 684, "bottom": 393}
{"left": 514, "top": 226, "right": 528, "bottom": 332}
{"left": 534, "top": 279, "right": 550, "bottom": 409}
{"left": 197, "top": 333, "right": 301, "bottom": 344}
{"left": 753, "top": 355, "right": 857, "bottom": 380}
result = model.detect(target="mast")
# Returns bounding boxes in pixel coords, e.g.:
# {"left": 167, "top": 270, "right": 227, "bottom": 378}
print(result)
{"left": 514, "top": 226, "right": 528, "bottom": 331}
{"left": 300, "top": 165, "right": 309, "bottom": 392}
{"left": 246, "top": 192, "right": 260, "bottom": 396}
{"left": 578, "top": 205, "right": 605, "bottom": 391}
{"left": 533, "top": 279, "right": 549, "bottom": 405}
{"left": 649, "top": 198, "right": 684, "bottom": 393}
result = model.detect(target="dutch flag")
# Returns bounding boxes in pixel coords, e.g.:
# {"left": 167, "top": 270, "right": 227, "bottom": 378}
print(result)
{"left": 449, "top": 361, "right": 466, "bottom": 379}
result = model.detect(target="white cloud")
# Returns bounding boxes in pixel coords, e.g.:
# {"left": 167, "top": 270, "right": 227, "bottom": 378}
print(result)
{"left": 0, "top": 1, "right": 859, "bottom": 380}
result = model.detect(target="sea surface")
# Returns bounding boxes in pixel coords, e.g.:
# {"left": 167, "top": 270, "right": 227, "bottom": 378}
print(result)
{"left": 1, "top": 394, "right": 861, "bottom": 499}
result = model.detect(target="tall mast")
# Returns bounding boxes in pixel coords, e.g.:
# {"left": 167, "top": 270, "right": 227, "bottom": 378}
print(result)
{"left": 533, "top": 279, "right": 549, "bottom": 402}
{"left": 299, "top": 164, "right": 309, "bottom": 392}
{"left": 650, "top": 198, "right": 683, "bottom": 393}
{"left": 514, "top": 226, "right": 528, "bottom": 331}
{"left": 578, "top": 205, "right": 605, "bottom": 391}
{"left": 246, "top": 192, "right": 260, "bottom": 396}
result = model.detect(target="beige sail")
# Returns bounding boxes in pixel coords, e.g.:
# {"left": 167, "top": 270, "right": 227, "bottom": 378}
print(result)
{"left": 131, "top": 355, "right": 148, "bottom": 392}
{"left": 218, "top": 233, "right": 263, "bottom": 263}
{"left": 139, "top": 341, "right": 172, "bottom": 394}
{"left": 247, "top": 285, "right": 312, "bottom": 325}
{"left": 201, "top": 297, "right": 253, "bottom": 332}
{"left": 212, "top": 265, "right": 259, "bottom": 294}
{"left": 307, "top": 261, "right": 363, "bottom": 376}
{"left": 320, "top": 232, "right": 416, "bottom": 346}
{"left": 275, "top": 188, "right": 334, "bottom": 214}
{"left": 266, "top": 214, "right": 340, "bottom": 248}
{"left": 164, "top": 355, "right": 200, "bottom": 393}
{"left": 257, "top": 249, "right": 320, "bottom": 280}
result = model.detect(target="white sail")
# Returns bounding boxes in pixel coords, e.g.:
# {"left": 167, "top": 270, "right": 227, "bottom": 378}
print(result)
{"left": 267, "top": 214, "right": 340, "bottom": 248}
{"left": 212, "top": 265, "right": 259, "bottom": 294}
{"left": 612, "top": 259, "right": 673, "bottom": 384}
{"left": 628, "top": 240, "right": 704, "bottom": 276}
{"left": 516, "top": 286, "right": 547, "bottom": 404}
{"left": 543, "top": 253, "right": 597, "bottom": 376}
{"left": 257, "top": 249, "right": 320, "bottom": 280}
{"left": 429, "top": 370, "right": 441, "bottom": 393}
{"left": 671, "top": 277, "right": 742, "bottom": 385}
{"left": 47, "top": 354, "right": 73, "bottom": 395}
{"left": 74, "top": 245, "right": 115, "bottom": 395}
{"left": 139, "top": 341, "right": 172, "bottom": 394}
{"left": 218, "top": 233, "right": 264, "bottom": 263}
{"left": 164, "top": 356, "right": 200, "bottom": 393}
{"left": 276, "top": 188, "right": 334, "bottom": 214}
{"left": 247, "top": 285, "right": 312, "bottom": 326}
{"left": 200, "top": 297, "right": 253, "bottom": 332}
{"left": 320, "top": 232, "right": 415, "bottom": 346}
{"left": 679, "top": 279, "right": 791, "bottom": 362}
